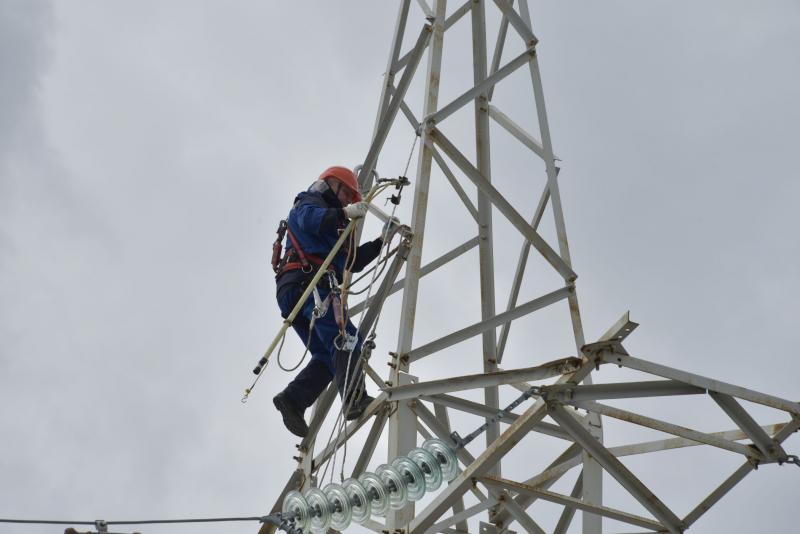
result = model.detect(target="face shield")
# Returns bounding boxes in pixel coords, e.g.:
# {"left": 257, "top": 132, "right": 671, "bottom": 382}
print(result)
{"left": 308, "top": 179, "right": 330, "bottom": 195}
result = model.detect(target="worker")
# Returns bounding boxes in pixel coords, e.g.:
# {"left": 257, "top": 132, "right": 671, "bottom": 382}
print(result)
{"left": 272, "top": 166, "right": 393, "bottom": 437}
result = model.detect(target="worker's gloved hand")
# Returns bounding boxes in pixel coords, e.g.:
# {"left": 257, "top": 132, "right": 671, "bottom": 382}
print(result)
{"left": 381, "top": 216, "right": 402, "bottom": 242}
{"left": 343, "top": 201, "right": 369, "bottom": 220}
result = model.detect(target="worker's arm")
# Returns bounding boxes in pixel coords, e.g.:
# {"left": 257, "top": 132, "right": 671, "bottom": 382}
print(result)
{"left": 293, "top": 199, "right": 343, "bottom": 234}
{"left": 350, "top": 238, "right": 383, "bottom": 272}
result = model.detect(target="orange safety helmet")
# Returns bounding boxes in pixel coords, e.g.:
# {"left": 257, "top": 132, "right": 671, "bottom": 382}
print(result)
{"left": 319, "top": 166, "right": 362, "bottom": 202}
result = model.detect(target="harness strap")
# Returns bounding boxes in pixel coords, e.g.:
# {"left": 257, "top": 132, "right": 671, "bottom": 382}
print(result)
{"left": 286, "top": 228, "right": 310, "bottom": 270}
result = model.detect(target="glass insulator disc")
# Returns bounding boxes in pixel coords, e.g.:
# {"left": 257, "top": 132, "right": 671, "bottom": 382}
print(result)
{"left": 391, "top": 456, "right": 427, "bottom": 501}
{"left": 341, "top": 477, "right": 371, "bottom": 524}
{"left": 408, "top": 447, "right": 443, "bottom": 492}
{"left": 359, "top": 471, "right": 389, "bottom": 517}
{"left": 423, "top": 438, "right": 460, "bottom": 482}
{"left": 281, "top": 490, "right": 310, "bottom": 532}
{"left": 322, "top": 483, "right": 352, "bottom": 531}
{"left": 376, "top": 463, "right": 409, "bottom": 510}
{"left": 303, "top": 487, "right": 332, "bottom": 533}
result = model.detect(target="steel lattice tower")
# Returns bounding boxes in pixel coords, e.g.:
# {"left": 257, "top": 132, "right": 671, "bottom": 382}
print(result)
{"left": 261, "top": 2, "right": 799, "bottom": 533}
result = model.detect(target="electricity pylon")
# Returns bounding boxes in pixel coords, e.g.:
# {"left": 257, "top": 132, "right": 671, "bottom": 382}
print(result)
{"left": 261, "top": 2, "right": 799, "bottom": 533}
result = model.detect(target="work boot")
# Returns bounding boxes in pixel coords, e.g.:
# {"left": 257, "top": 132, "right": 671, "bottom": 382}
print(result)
{"left": 273, "top": 392, "right": 308, "bottom": 437}
{"left": 345, "top": 394, "right": 375, "bottom": 421}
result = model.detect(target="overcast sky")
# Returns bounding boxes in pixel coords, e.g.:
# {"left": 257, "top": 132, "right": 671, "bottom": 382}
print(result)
{"left": 2, "top": 2, "right": 799, "bottom": 534}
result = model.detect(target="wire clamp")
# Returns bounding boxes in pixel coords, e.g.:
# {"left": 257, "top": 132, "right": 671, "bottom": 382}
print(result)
{"left": 779, "top": 454, "right": 800, "bottom": 468}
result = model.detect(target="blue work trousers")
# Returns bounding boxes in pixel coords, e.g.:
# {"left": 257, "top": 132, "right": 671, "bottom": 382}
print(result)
{"left": 277, "top": 282, "right": 365, "bottom": 411}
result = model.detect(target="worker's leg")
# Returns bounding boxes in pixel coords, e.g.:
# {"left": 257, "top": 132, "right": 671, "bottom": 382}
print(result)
{"left": 301, "top": 299, "right": 364, "bottom": 397}
{"left": 276, "top": 284, "right": 334, "bottom": 412}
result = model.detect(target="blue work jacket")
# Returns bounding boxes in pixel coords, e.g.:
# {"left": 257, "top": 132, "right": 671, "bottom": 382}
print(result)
{"left": 276, "top": 190, "right": 382, "bottom": 293}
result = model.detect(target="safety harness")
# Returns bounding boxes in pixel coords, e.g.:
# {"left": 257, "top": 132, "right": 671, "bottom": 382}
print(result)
{"left": 271, "top": 219, "right": 337, "bottom": 276}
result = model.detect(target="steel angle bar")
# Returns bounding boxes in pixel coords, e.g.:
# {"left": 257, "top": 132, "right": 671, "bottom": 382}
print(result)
{"left": 487, "top": 0, "right": 513, "bottom": 101}
{"left": 547, "top": 403, "right": 684, "bottom": 533}
{"left": 415, "top": 0, "right": 434, "bottom": 18}
{"left": 412, "top": 401, "right": 476, "bottom": 465}
{"left": 387, "top": 357, "right": 581, "bottom": 400}
{"left": 574, "top": 401, "right": 762, "bottom": 459}
{"left": 394, "top": 0, "right": 445, "bottom": 377}
{"left": 597, "top": 311, "right": 639, "bottom": 343}
{"left": 356, "top": 240, "right": 410, "bottom": 337}
{"left": 352, "top": 408, "right": 389, "bottom": 478}
{"left": 387, "top": 81, "right": 421, "bottom": 131}
{"left": 360, "top": 517, "right": 388, "bottom": 533}
{"left": 497, "top": 181, "right": 550, "bottom": 364}
{"left": 364, "top": 361, "right": 385, "bottom": 389}
{"left": 393, "top": 1, "right": 470, "bottom": 75}
{"left": 492, "top": 443, "right": 583, "bottom": 526}
{"left": 372, "top": 0, "right": 411, "bottom": 139}
{"left": 431, "top": 403, "right": 471, "bottom": 531}
{"left": 299, "top": 385, "right": 337, "bottom": 452}
{"left": 709, "top": 391, "right": 784, "bottom": 459}
{"left": 428, "top": 141, "right": 479, "bottom": 221}
{"left": 310, "top": 393, "right": 388, "bottom": 470}
{"left": 553, "top": 472, "right": 583, "bottom": 534}
{"left": 429, "top": 128, "right": 576, "bottom": 280}
{"left": 606, "top": 423, "right": 788, "bottom": 458}
{"left": 497, "top": 493, "right": 547, "bottom": 534}
{"left": 543, "top": 380, "right": 705, "bottom": 403}
{"left": 406, "top": 285, "right": 573, "bottom": 362}
{"left": 597, "top": 353, "right": 800, "bottom": 416}
{"left": 408, "top": 362, "right": 594, "bottom": 533}
{"left": 424, "top": 393, "right": 570, "bottom": 440}
{"left": 488, "top": 104, "right": 548, "bottom": 160}
{"left": 470, "top": 0, "right": 501, "bottom": 472}
{"left": 683, "top": 416, "right": 800, "bottom": 528}
{"left": 417, "top": 420, "right": 433, "bottom": 440}
{"left": 491, "top": 0, "right": 538, "bottom": 45}
{"left": 425, "top": 46, "right": 534, "bottom": 126}
{"left": 484, "top": 477, "right": 667, "bottom": 532}
{"left": 359, "top": 24, "right": 431, "bottom": 186}
{"left": 350, "top": 236, "right": 479, "bottom": 315}
{"left": 429, "top": 498, "right": 499, "bottom": 533}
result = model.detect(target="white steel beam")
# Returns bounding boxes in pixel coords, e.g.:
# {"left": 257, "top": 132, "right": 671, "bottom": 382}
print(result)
{"left": 408, "top": 362, "right": 594, "bottom": 533}
{"left": 359, "top": 24, "right": 431, "bottom": 186}
{"left": 487, "top": 0, "right": 513, "bottom": 101}
{"left": 575, "top": 400, "right": 763, "bottom": 459}
{"left": 497, "top": 180, "right": 551, "bottom": 364}
{"left": 392, "top": 0, "right": 470, "bottom": 74}
{"left": 350, "top": 236, "right": 479, "bottom": 316}
{"left": 424, "top": 393, "right": 571, "bottom": 439}
{"left": 488, "top": 104, "right": 547, "bottom": 160}
{"left": 553, "top": 472, "right": 583, "bottom": 534}
{"left": 547, "top": 403, "right": 685, "bottom": 533}
{"left": 497, "top": 492, "right": 547, "bottom": 534}
{"left": 543, "top": 380, "right": 706, "bottom": 402}
{"left": 372, "top": 0, "right": 412, "bottom": 141}
{"left": 407, "top": 285, "right": 573, "bottom": 362}
{"left": 429, "top": 130, "right": 576, "bottom": 280}
{"left": 484, "top": 477, "right": 667, "bottom": 532}
{"left": 709, "top": 391, "right": 785, "bottom": 459}
{"left": 386, "top": 357, "right": 581, "bottom": 400}
{"left": 351, "top": 408, "right": 389, "bottom": 478}
{"left": 425, "top": 46, "right": 535, "bottom": 125}
{"left": 429, "top": 140, "right": 479, "bottom": 222}
{"left": 682, "top": 417, "right": 800, "bottom": 528}
{"left": 491, "top": 0, "right": 537, "bottom": 45}
{"left": 389, "top": 373, "right": 419, "bottom": 528}
{"left": 311, "top": 394, "right": 388, "bottom": 470}
{"left": 597, "top": 353, "right": 800, "bottom": 416}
